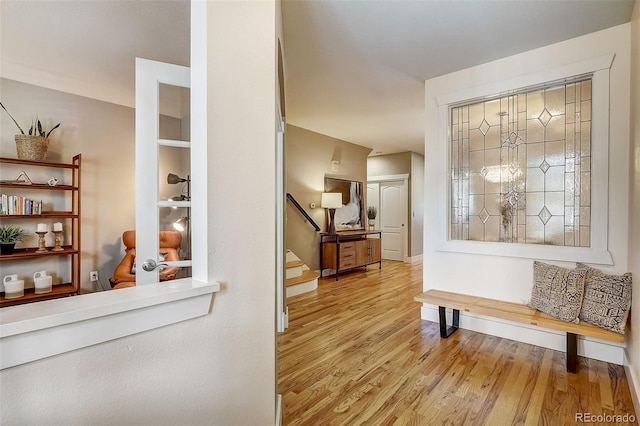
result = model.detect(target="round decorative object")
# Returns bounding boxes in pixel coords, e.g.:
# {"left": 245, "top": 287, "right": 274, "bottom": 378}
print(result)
{"left": 15, "top": 135, "right": 49, "bottom": 161}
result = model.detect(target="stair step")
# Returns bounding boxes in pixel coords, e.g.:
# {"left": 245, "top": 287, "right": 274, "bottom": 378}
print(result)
{"left": 286, "top": 260, "right": 304, "bottom": 269}
{"left": 286, "top": 270, "right": 320, "bottom": 287}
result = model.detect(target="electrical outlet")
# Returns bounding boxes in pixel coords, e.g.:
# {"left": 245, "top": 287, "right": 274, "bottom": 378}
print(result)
{"left": 90, "top": 271, "right": 98, "bottom": 282}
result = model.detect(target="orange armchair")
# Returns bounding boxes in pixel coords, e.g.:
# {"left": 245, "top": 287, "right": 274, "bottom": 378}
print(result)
{"left": 109, "top": 230, "right": 182, "bottom": 289}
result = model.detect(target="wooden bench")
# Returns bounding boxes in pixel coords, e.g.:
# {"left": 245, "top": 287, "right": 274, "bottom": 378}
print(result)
{"left": 414, "top": 289, "right": 625, "bottom": 373}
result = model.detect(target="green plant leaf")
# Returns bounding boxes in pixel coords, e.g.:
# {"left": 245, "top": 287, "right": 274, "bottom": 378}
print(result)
{"left": 46, "top": 122, "right": 61, "bottom": 138}
{"left": 0, "top": 101, "right": 25, "bottom": 135}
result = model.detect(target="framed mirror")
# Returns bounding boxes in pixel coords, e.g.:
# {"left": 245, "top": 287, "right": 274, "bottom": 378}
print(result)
{"left": 324, "top": 177, "right": 364, "bottom": 231}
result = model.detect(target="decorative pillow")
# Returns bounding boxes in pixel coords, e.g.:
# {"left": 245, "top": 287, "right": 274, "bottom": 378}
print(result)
{"left": 576, "top": 263, "right": 632, "bottom": 334}
{"left": 529, "top": 261, "right": 587, "bottom": 324}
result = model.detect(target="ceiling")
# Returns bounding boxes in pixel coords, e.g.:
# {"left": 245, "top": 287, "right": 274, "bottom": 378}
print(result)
{"left": 1, "top": 1, "right": 636, "bottom": 155}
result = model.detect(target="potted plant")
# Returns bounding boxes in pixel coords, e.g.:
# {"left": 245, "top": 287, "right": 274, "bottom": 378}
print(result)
{"left": 0, "top": 225, "right": 27, "bottom": 255}
{"left": 367, "top": 206, "right": 377, "bottom": 229}
{"left": 0, "top": 102, "right": 61, "bottom": 161}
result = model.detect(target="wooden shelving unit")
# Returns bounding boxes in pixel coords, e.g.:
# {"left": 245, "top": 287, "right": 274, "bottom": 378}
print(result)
{"left": 0, "top": 155, "right": 81, "bottom": 308}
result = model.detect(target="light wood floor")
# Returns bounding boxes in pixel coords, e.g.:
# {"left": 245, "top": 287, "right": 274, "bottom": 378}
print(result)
{"left": 277, "top": 260, "right": 638, "bottom": 426}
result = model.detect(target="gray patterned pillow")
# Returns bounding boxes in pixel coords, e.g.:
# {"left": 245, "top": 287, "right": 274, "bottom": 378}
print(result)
{"left": 529, "top": 261, "right": 587, "bottom": 324}
{"left": 576, "top": 263, "right": 632, "bottom": 334}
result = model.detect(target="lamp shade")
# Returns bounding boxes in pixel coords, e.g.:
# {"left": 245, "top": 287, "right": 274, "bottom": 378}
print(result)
{"left": 321, "top": 192, "right": 342, "bottom": 209}
{"left": 167, "top": 173, "right": 187, "bottom": 184}
{"left": 173, "top": 216, "right": 189, "bottom": 232}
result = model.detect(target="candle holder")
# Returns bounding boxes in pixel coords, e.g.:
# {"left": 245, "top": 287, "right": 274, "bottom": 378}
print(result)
{"left": 52, "top": 231, "right": 64, "bottom": 252}
{"left": 35, "top": 231, "right": 48, "bottom": 253}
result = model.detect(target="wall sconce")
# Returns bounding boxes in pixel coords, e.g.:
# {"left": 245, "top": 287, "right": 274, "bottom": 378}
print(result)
{"left": 321, "top": 192, "right": 342, "bottom": 235}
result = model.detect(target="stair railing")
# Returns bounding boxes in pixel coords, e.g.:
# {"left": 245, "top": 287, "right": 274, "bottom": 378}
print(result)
{"left": 286, "top": 193, "right": 321, "bottom": 232}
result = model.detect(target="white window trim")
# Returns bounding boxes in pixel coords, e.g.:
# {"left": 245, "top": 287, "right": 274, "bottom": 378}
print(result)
{"left": 0, "top": 279, "right": 219, "bottom": 370}
{"left": 0, "top": 1, "right": 218, "bottom": 370}
{"left": 435, "top": 54, "right": 614, "bottom": 265}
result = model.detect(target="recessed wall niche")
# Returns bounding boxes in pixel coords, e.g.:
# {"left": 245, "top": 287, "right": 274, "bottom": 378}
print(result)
{"left": 449, "top": 78, "right": 592, "bottom": 247}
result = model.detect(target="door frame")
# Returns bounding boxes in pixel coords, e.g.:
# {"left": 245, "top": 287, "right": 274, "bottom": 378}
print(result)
{"left": 367, "top": 174, "right": 409, "bottom": 262}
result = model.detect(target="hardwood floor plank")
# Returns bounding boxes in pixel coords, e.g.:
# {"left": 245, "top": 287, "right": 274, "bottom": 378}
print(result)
{"left": 278, "top": 261, "right": 638, "bottom": 425}
{"left": 524, "top": 348, "right": 553, "bottom": 426}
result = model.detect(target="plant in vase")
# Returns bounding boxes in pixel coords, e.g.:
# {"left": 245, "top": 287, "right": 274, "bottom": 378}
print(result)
{"left": 367, "top": 206, "right": 377, "bottom": 229}
{"left": 0, "top": 225, "right": 27, "bottom": 255}
{"left": 0, "top": 102, "right": 61, "bottom": 161}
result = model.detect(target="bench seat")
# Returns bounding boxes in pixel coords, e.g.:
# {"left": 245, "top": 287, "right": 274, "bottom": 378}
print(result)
{"left": 414, "top": 289, "right": 624, "bottom": 373}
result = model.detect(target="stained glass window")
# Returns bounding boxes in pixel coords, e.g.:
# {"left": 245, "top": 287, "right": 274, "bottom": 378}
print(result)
{"left": 450, "top": 78, "right": 592, "bottom": 247}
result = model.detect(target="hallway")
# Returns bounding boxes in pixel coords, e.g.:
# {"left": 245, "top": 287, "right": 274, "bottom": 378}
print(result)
{"left": 277, "top": 260, "right": 637, "bottom": 425}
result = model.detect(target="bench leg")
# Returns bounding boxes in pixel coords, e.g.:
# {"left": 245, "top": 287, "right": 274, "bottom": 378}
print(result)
{"left": 438, "top": 306, "right": 460, "bottom": 338}
{"left": 566, "top": 332, "right": 578, "bottom": 373}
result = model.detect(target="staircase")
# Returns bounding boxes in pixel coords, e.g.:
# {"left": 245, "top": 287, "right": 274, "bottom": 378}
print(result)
{"left": 285, "top": 249, "right": 319, "bottom": 298}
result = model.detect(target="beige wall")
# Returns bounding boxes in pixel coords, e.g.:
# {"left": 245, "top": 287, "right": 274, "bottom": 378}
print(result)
{"left": 367, "top": 152, "right": 411, "bottom": 176}
{"left": 627, "top": 0, "right": 640, "bottom": 410}
{"left": 0, "top": 79, "right": 190, "bottom": 290}
{"left": 286, "top": 124, "right": 370, "bottom": 270}
{"left": 0, "top": 78, "right": 135, "bottom": 292}
{"left": 0, "top": 2, "right": 279, "bottom": 424}
{"left": 410, "top": 152, "right": 424, "bottom": 258}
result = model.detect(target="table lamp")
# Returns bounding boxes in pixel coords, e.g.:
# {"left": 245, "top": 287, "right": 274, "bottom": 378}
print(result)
{"left": 321, "top": 192, "right": 342, "bottom": 235}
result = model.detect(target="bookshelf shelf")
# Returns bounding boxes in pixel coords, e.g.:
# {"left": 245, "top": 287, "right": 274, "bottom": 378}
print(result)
{"left": 0, "top": 155, "right": 81, "bottom": 308}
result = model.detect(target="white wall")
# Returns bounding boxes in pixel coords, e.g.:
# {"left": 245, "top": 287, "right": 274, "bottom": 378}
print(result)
{"left": 626, "top": 0, "right": 640, "bottom": 411}
{"left": 203, "top": 1, "right": 277, "bottom": 423}
{"left": 423, "top": 25, "right": 631, "bottom": 360}
{"left": 0, "top": 2, "right": 278, "bottom": 425}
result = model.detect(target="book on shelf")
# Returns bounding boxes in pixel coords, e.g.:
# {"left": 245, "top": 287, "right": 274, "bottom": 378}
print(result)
{"left": 0, "top": 194, "right": 43, "bottom": 216}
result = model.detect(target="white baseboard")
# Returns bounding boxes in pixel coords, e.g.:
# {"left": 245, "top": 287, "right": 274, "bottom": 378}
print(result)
{"left": 407, "top": 254, "right": 423, "bottom": 263}
{"left": 420, "top": 305, "right": 626, "bottom": 365}
{"left": 275, "top": 394, "right": 282, "bottom": 426}
{"left": 624, "top": 351, "right": 640, "bottom": 416}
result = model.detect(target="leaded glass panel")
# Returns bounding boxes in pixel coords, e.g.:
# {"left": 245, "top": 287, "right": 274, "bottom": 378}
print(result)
{"left": 449, "top": 79, "right": 592, "bottom": 246}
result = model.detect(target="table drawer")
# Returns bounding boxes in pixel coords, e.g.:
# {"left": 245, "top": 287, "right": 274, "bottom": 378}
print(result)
{"left": 339, "top": 250, "right": 355, "bottom": 261}
{"left": 340, "top": 259, "right": 356, "bottom": 269}
{"left": 339, "top": 241, "right": 356, "bottom": 251}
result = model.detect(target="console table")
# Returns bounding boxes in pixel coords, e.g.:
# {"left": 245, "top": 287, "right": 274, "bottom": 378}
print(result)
{"left": 320, "top": 230, "right": 382, "bottom": 281}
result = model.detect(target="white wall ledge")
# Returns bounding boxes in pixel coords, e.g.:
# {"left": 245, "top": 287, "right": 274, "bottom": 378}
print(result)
{"left": 0, "top": 278, "right": 219, "bottom": 369}
{"left": 437, "top": 240, "right": 613, "bottom": 265}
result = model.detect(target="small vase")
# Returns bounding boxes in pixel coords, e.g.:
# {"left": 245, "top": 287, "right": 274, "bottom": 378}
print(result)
{"left": 368, "top": 219, "right": 375, "bottom": 230}
{"left": 0, "top": 243, "right": 15, "bottom": 255}
{"left": 34, "top": 271, "right": 53, "bottom": 294}
{"left": 3, "top": 274, "right": 24, "bottom": 299}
